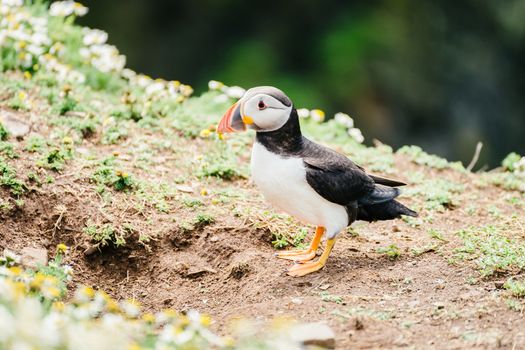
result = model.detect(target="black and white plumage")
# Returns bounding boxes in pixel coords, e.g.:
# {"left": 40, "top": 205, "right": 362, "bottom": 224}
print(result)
{"left": 217, "top": 86, "right": 417, "bottom": 276}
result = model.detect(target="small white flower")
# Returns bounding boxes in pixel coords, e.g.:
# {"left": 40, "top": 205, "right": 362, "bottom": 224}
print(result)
{"left": 121, "top": 68, "right": 136, "bottom": 80}
{"left": 145, "top": 80, "right": 165, "bottom": 96}
{"left": 72, "top": 2, "right": 88, "bottom": 16}
{"left": 334, "top": 112, "right": 354, "bottom": 128}
{"left": 49, "top": 1, "right": 75, "bottom": 16}
{"left": 348, "top": 127, "right": 364, "bottom": 143}
{"left": 120, "top": 299, "right": 140, "bottom": 318}
{"left": 223, "top": 86, "right": 245, "bottom": 99}
{"left": 208, "top": 80, "right": 224, "bottom": 90}
{"left": 50, "top": 1, "right": 88, "bottom": 17}
{"left": 296, "top": 108, "right": 310, "bottom": 118}
{"left": 310, "top": 109, "right": 325, "bottom": 122}
{"left": 2, "top": 0, "right": 23, "bottom": 7}
{"left": 82, "top": 28, "right": 107, "bottom": 46}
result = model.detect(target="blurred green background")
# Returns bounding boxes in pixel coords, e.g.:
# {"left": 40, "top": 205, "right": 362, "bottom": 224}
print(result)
{"left": 79, "top": 0, "right": 525, "bottom": 168}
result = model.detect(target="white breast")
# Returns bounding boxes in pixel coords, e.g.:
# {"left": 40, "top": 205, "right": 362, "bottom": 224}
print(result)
{"left": 250, "top": 142, "right": 348, "bottom": 238}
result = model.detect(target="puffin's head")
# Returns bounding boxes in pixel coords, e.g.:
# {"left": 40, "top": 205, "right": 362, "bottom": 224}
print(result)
{"left": 217, "top": 86, "right": 293, "bottom": 133}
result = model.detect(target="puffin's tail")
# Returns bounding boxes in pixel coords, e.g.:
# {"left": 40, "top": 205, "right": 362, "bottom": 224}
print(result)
{"left": 357, "top": 199, "right": 418, "bottom": 222}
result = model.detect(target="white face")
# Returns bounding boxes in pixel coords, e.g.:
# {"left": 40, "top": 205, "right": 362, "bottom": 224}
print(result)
{"left": 241, "top": 93, "right": 292, "bottom": 132}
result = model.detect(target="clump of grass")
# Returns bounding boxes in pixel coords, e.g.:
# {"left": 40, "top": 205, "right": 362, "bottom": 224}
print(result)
{"left": 502, "top": 152, "right": 521, "bottom": 172}
{"left": 194, "top": 213, "right": 215, "bottom": 227}
{"left": 37, "top": 146, "right": 73, "bottom": 171}
{"left": 428, "top": 228, "right": 447, "bottom": 242}
{"left": 0, "top": 123, "right": 9, "bottom": 141}
{"left": 91, "top": 157, "right": 135, "bottom": 192}
{"left": 397, "top": 145, "right": 464, "bottom": 171}
{"left": 504, "top": 278, "right": 525, "bottom": 298}
{"left": 182, "top": 197, "right": 204, "bottom": 208}
{"left": 320, "top": 292, "right": 344, "bottom": 304}
{"left": 102, "top": 124, "right": 128, "bottom": 144}
{"left": 0, "top": 156, "right": 26, "bottom": 195}
{"left": 377, "top": 244, "right": 401, "bottom": 260}
{"left": 482, "top": 173, "right": 525, "bottom": 193}
{"left": 0, "top": 142, "right": 18, "bottom": 158}
{"left": 454, "top": 225, "right": 525, "bottom": 276}
{"left": 85, "top": 223, "right": 126, "bottom": 247}
{"left": 405, "top": 178, "right": 463, "bottom": 211}
{"left": 25, "top": 135, "right": 47, "bottom": 152}
{"left": 58, "top": 95, "right": 78, "bottom": 115}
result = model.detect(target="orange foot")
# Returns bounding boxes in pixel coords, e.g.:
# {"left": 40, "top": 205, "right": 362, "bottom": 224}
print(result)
{"left": 287, "top": 238, "right": 336, "bottom": 277}
{"left": 275, "top": 226, "right": 325, "bottom": 263}
{"left": 276, "top": 249, "right": 316, "bottom": 262}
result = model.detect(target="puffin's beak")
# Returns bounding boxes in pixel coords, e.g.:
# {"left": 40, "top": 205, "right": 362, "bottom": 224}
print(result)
{"left": 217, "top": 102, "right": 246, "bottom": 133}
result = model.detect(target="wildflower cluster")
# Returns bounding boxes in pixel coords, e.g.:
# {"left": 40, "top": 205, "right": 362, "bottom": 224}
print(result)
{"left": 1, "top": 1, "right": 193, "bottom": 102}
{"left": 120, "top": 71, "right": 195, "bottom": 114}
{"left": 208, "top": 80, "right": 365, "bottom": 143}
{"left": 0, "top": 247, "right": 228, "bottom": 349}
{"left": 502, "top": 152, "right": 525, "bottom": 176}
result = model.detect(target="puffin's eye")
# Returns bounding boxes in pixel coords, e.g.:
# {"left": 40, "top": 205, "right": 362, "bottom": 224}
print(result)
{"left": 257, "top": 100, "right": 266, "bottom": 110}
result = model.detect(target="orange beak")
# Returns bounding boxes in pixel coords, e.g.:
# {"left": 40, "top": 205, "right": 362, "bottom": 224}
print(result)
{"left": 217, "top": 102, "right": 246, "bottom": 133}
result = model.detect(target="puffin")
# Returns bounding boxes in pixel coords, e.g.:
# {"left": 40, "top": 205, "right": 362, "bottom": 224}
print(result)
{"left": 217, "top": 86, "right": 417, "bottom": 276}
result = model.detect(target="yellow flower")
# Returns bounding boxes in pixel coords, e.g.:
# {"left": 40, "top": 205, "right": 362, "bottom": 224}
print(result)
{"left": 200, "top": 188, "right": 208, "bottom": 196}
{"left": 62, "top": 136, "right": 73, "bottom": 145}
{"left": 57, "top": 243, "right": 68, "bottom": 253}
{"left": 199, "top": 129, "right": 211, "bottom": 138}
{"left": 107, "top": 299, "right": 120, "bottom": 313}
{"left": 23, "top": 71, "right": 32, "bottom": 80}
{"left": 30, "top": 273, "right": 46, "bottom": 289}
{"left": 223, "top": 336, "right": 235, "bottom": 347}
{"left": 142, "top": 312, "right": 156, "bottom": 323}
{"left": 8, "top": 266, "right": 22, "bottom": 276}
{"left": 115, "top": 170, "right": 123, "bottom": 177}
{"left": 200, "top": 314, "right": 211, "bottom": 327}
{"left": 128, "top": 343, "right": 142, "bottom": 350}
{"left": 17, "top": 91, "right": 27, "bottom": 101}
{"left": 217, "top": 133, "right": 225, "bottom": 140}
{"left": 52, "top": 301, "right": 65, "bottom": 311}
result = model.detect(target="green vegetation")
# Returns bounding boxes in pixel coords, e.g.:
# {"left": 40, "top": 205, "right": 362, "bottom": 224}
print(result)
{"left": 85, "top": 223, "right": 127, "bottom": 247}
{"left": 0, "top": 156, "right": 26, "bottom": 195}
{"left": 377, "top": 244, "right": 401, "bottom": 260}
{"left": 0, "top": 123, "right": 9, "bottom": 140}
{"left": 454, "top": 224, "right": 525, "bottom": 276}
{"left": 397, "top": 145, "right": 465, "bottom": 171}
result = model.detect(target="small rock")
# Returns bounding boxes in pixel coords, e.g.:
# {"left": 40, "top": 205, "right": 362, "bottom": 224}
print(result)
{"left": 289, "top": 322, "right": 336, "bottom": 349}
{"left": 175, "top": 185, "right": 194, "bottom": 193}
{"left": 186, "top": 266, "right": 216, "bottom": 278}
{"left": 291, "top": 297, "right": 303, "bottom": 305}
{"left": 319, "top": 284, "right": 331, "bottom": 291}
{"left": 0, "top": 111, "right": 30, "bottom": 138}
{"left": 21, "top": 247, "right": 48, "bottom": 268}
{"left": 494, "top": 281, "right": 505, "bottom": 289}
{"left": 229, "top": 262, "right": 250, "bottom": 280}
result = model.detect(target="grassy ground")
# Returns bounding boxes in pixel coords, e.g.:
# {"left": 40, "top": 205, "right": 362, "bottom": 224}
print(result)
{"left": 2, "top": 2, "right": 525, "bottom": 349}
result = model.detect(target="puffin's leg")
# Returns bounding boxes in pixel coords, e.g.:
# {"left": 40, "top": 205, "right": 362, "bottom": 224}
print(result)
{"left": 287, "top": 238, "right": 336, "bottom": 277}
{"left": 275, "top": 226, "right": 325, "bottom": 262}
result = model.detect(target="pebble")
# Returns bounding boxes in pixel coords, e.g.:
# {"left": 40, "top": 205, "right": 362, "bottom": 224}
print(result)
{"left": 0, "top": 111, "right": 30, "bottom": 138}
{"left": 289, "top": 322, "right": 336, "bottom": 349}
{"left": 21, "top": 247, "right": 48, "bottom": 268}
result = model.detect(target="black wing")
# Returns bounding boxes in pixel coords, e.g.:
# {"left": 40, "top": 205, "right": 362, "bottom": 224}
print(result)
{"left": 301, "top": 138, "right": 399, "bottom": 206}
